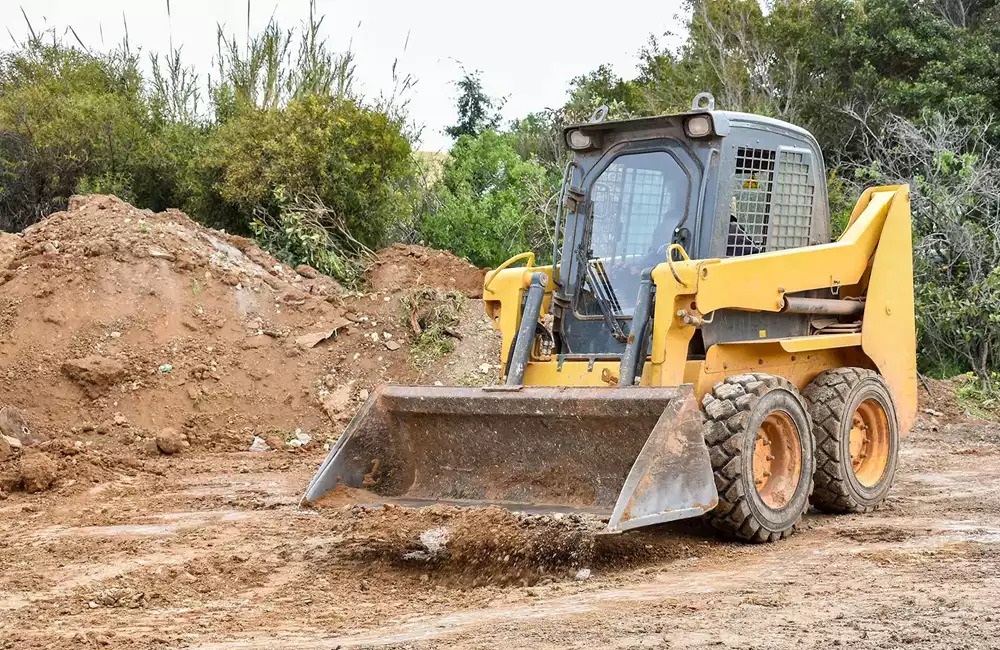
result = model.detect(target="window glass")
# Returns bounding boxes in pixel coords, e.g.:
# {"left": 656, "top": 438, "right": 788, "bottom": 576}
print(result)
{"left": 579, "top": 151, "right": 689, "bottom": 316}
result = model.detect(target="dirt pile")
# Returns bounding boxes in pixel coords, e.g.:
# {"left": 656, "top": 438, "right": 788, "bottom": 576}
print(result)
{"left": 0, "top": 195, "right": 500, "bottom": 496}
{"left": 368, "top": 244, "right": 487, "bottom": 297}
{"left": 918, "top": 376, "right": 976, "bottom": 425}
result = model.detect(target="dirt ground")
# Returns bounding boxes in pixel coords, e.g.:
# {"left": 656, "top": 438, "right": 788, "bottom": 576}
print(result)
{"left": 3, "top": 198, "right": 1000, "bottom": 649}
{"left": 1, "top": 403, "right": 999, "bottom": 649}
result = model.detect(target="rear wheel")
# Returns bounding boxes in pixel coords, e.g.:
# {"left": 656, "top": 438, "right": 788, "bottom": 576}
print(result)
{"left": 803, "top": 368, "right": 899, "bottom": 513}
{"left": 702, "top": 374, "right": 815, "bottom": 543}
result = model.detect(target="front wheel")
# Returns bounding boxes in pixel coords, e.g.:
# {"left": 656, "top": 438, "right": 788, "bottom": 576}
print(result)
{"left": 702, "top": 374, "right": 815, "bottom": 543}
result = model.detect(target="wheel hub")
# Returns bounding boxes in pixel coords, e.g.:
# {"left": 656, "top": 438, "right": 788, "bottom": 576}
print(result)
{"left": 753, "top": 411, "right": 802, "bottom": 510}
{"left": 850, "top": 399, "right": 891, "bottom": 487}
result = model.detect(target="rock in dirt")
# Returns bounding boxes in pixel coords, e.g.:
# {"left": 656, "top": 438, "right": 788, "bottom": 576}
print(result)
{"left": 0, "top": 406, "right": 45, "bottom": 446}
{"left": 264, "top": 435, "right": 284, "bottom": 450}
{"left": 295, "top": 264, "right": 319, "bottom": 279}
{"left": 155, "top": 428, "right": 187, "bottom": 455}
{"left": 0, "top": 436, "right": 14, "bottom": 461}
{"left": 241, "top": 335, "right": 272, "bottom": 350}
{"left": 0, "top": 231, "right": 20, "bottom": 269}
{"left": 20, "top": 451, "right": 58, "bottom": 493}
{"left": 295, "top": 319, "right": 351, "bottom": 349}
{"left": 322, "top": 383, "right": 354, "bottom": 422}
{"left": 248, "top": 436, "right": 270, "bottom": 452}
{"left": 61, "top": 356, "right": 127, "bottom": 398}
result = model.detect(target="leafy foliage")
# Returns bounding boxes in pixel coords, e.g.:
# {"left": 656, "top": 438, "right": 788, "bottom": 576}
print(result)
{"left": 419, "top": 130, "right": 553, "bottom": 268}
{"left": 0, "top": 8, "right": 415, "bottom": 285}
{"left": 445, "top": 70, "right": 505, "bottom": 140}
{"left": 202, "top": 93, "right": 414, "bottom": 246}
{"left": 248, "top": 190, "right": 372, "bottom": 288}
{"left": 400, "top": 289, "right": 466, "bottom": 366}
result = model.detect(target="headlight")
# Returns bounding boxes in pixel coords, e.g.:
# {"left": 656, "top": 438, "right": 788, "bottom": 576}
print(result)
{"left": 684, "top": 115, "right": 713, "bottom": 138}
{"left": 566, "top": 129, "right": 593, "bottom": 150}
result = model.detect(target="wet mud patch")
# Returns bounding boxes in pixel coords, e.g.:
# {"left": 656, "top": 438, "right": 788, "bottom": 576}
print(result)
{"left": 835, "top": 524, "right": 921, "bottom": 544}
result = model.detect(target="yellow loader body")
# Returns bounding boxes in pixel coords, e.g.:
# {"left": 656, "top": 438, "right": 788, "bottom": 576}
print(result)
{"left": 303, "top": 186, "right": 915, "bottom": 534}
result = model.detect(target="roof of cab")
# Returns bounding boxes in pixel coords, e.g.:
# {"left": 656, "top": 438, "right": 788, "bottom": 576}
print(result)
{"left": 566, "top": 109, "right": 818, "bottom": 146}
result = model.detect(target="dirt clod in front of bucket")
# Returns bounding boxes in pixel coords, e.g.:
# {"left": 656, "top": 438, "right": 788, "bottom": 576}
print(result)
{"left": 321, "top": 503, "right": 707, "bottom": 586}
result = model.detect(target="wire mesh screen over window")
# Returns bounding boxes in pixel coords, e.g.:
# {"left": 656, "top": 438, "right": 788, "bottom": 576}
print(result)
{"left": 582, "top": 151, "right": 689, "bottom": 315}
{"left": 727, "top": 147, "right": 815, "bottom": 256}
{"left": 770, "top": 150, "right": 815, "bottom": 250}
{"left": 591, "top": 165, "right": 667, "bottom": 261}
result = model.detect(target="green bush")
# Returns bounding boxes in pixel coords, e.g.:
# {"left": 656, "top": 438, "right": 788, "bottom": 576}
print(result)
{"left": 202, "top": 93, "right": 415, "bottom": 247}
{"left": 420, "top": 130, "right": 553, "bottom": 268}
{"left": 0, "top": 42, "right": 154, "bottom": 230}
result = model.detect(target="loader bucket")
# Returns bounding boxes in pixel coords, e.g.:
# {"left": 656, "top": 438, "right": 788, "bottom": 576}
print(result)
{"left": 303, "top": 384, "right": 718, "bottom": 533}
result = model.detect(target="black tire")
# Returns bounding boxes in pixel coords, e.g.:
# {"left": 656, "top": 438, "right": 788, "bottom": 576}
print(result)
{"left": 701, "top": 373, "right": 815, "bottom": 543}
{"left": 803, "top": 368, "right": 899, "bottom": 513}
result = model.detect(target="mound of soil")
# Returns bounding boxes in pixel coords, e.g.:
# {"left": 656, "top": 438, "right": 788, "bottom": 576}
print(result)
{"left": 368, "top": 244, "right": 486, "bottom": 298}
{"left": 918, "top": 376, "right": 973, "bottom": 424}
{"left": 0, "top": 195, "right": 501, "bottom": 495}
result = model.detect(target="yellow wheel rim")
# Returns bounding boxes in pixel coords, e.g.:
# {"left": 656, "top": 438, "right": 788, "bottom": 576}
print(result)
{"left": 753, "top": 411, "right": 802, "bottom": 509}
{"left": 849, "top": 399, "right": 891, "bottom": 487}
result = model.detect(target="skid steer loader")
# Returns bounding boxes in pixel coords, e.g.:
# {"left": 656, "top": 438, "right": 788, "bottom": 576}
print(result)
{"left": 305, "top": 93, "right": 917, "bottom": 542}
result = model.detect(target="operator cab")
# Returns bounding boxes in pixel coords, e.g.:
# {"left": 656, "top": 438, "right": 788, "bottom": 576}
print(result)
{"left": 551, "top": 94, "right": 831, "bottom": 357}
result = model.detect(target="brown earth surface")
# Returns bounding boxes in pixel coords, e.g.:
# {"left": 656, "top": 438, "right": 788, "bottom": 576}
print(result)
{"left": 0, "top": 195, "right": 495, "bottom": 496}
{"left": 2, "top": 197, "right": 1000, "bottom": 649}
{"left": 367, "top": 243, "right": 487, "bottom": 298}
{"left": 1, "top": 402, "right": 999, "bottom": 649}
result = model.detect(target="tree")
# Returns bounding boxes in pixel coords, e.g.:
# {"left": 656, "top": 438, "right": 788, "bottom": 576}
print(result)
{"left": 445, "top": 70, "right": 504, "bottom": 139}
{"left": 420, "top": 130, "right": 551, "bottom": 268}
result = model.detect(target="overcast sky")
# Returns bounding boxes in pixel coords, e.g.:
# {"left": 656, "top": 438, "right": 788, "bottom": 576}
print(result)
{"left": 4, "top": 1, "right": 686, "bottom": 151}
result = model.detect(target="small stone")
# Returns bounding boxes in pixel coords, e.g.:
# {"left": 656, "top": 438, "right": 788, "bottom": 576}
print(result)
{"left": 264, "top": 435, "right": 284, "bottom": 450}
{"left": 358, "top": 388, "right": 370, "bottom": 401}
{"left": 574, "top": 568, "right": 592, "bottom": 581}
{"left": 147, "top": 247, "right": 175, "bottom": 261}
{"left": 241, "top": 335, "right": 271, "bottom": 350}
{"left": 20, "top": 452, "right": 58, "bottom": 493}
{"left": 158, "top": 363, "right": 173, "bottom": 374}
{"left": 384, "top": 340, "right": 401, "bottom": 351}
{"left": 248, "top": 436, "right": 270, "bottom": 452}
{"left": 155, "top": 428, "right": 186, "bottom": 455}
{"left": 295, "top": 264, "right": 319, "bottom": 279}
{"left": 113, "top": 414, "right": 127, "bottom": 426}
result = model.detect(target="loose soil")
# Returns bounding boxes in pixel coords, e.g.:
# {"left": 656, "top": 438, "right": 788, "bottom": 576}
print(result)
{"left": 0, "top": 196, "right": 495, "bottom": 496}
{"left": 2, "top": 197, "right": 999, "bottom": 649}
{"left": 367, "top": 244, "right": 487, "bottom": 298}
{"left": 2, "top": 408, "right": 1000, "bottom": 649}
